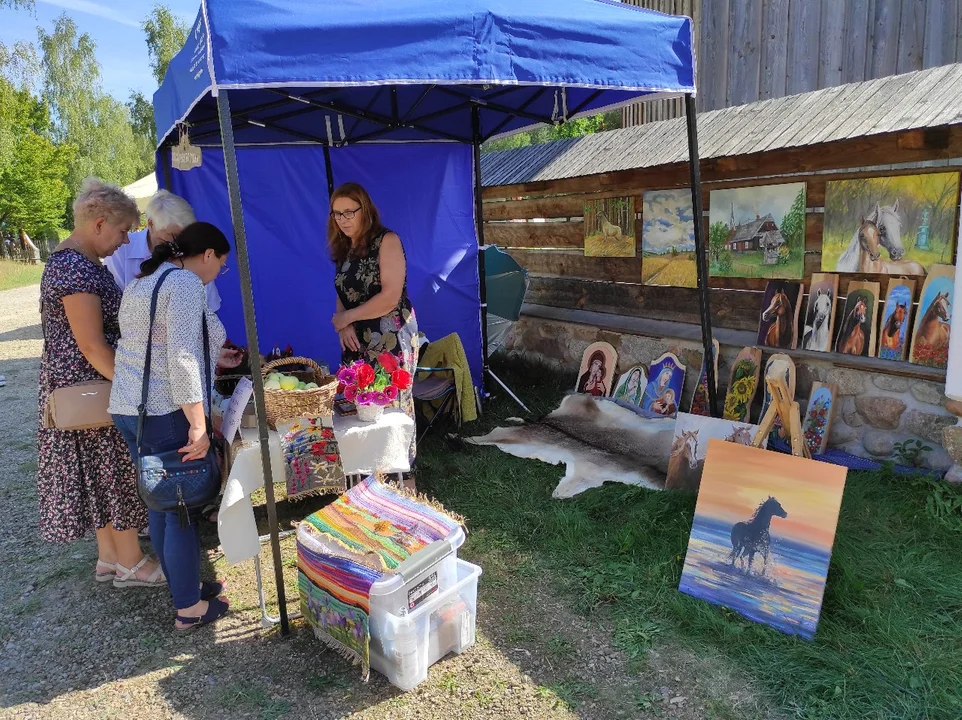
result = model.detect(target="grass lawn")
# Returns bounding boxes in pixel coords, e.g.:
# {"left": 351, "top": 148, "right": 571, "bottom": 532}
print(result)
{"left": 419, "top": 359, "right": 962, "bottom": 720}
{"left": 0, "top": 260, "right": 44, "bottom": 291}
{"left": 710, "top": 250, "right": 804, "bottom": 280}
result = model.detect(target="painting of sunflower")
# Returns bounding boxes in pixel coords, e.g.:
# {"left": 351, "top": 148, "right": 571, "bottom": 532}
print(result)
{"left": 722, "top": 348, "right": 761, "bottom": 423}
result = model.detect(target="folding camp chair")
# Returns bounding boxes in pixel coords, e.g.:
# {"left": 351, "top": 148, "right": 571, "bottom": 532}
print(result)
{"left": 413, "top": 339, "right": 463, "bottom": 444}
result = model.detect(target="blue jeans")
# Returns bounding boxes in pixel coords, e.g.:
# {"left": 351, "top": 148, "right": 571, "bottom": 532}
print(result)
{"left": 113, "top": 411, "right": 201, "bottom": 610}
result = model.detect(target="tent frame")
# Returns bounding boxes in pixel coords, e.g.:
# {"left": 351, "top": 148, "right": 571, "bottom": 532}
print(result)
{"left": 162, "top": 86, "right": 717, "bottom": 639}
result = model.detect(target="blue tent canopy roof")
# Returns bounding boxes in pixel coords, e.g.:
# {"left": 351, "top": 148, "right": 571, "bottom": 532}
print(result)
{"left": 154, "top": 0, "right": 695, "bottom": 146}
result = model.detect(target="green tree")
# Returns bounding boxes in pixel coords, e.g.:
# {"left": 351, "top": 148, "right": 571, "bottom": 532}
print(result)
{"left": 482, "top": 110, "right": 621, "bottom": 153}
{"left": 780, "top": 188, "right": 806, "bottom": 257}
{"left": 1, "top": 1, "right": 33, "bottom": 9}
{"left": 708, "top": 220, "right": 730, "bottom": 264}
{"left": 143, "top": 4, "right": 189, "bottom": 85}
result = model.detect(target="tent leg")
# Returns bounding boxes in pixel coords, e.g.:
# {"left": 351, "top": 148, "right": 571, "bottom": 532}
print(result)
{"left": 323, "top": 145, "right": 335, "bottom": 197}
{"left": 472, "top": 108, "right": 490, "bottom": 399}
{"left": 216, "top": 89, "right": 291, "bottom": 636}
{"left": 487, "top": 368, "right": 530, "bottom": 413}
{"left": 684, "top": 94, "right": 719, "bottom": 418}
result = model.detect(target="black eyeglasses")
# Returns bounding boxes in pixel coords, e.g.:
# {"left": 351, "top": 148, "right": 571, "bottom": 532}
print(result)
{"left": 330, "top": 206, "right": 362, "bottom": 221}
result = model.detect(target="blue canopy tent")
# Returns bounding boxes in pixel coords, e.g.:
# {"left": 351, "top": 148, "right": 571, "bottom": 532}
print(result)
{"left": 153, "top": 0, "right": 711, "bottom": 634}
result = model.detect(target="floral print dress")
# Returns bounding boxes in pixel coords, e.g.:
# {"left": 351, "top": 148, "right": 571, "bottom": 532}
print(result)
{"left": 36, "top": 249, "right": 147, "bottom": 543}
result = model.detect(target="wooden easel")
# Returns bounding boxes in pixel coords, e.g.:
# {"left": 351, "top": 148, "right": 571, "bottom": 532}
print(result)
{"left": 751, "top": 360, "right": 810, "bottom": 458}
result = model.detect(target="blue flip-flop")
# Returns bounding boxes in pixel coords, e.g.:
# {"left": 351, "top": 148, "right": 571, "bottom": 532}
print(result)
{"left": 175, "top": 596, "right": 229, "bottom": 632}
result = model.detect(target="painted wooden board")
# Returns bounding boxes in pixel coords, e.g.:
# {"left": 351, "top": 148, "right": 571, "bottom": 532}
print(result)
{"left": 723, "top": 346, "right": 762, "bottom": 423}
{"left": 665, "top": 412, "right": 764, "bottom": 493}
{"left": 611, "top": 364, "right": 647, "bottom": 408}
{"left": 760, "top": 353, "right": 796, "bottom": 446}
{"left": 878, "top": 278, "right": 917, "bottom": 361}
{"left": 801, "top": 382, "right": 838, "bottom": 457}
{"left": 757, "top": 281, "right": 804, "bottom": 350}
{"left": 640, "top": 352, "right": 686, "bottom": 418}
{"left": 575, "top": 341, "right": 618, "bottom": 397}
{"left": 835, "top": 281, "right": 881, "bottom": 357}
{"left": 909, "top": 263, "right": 955, "bottom": 369}
{"left": 801, "top": 273, "right": 840, "bottom": 352}
{"left": 688, "top": 338, "right": 720, "bottom": 417}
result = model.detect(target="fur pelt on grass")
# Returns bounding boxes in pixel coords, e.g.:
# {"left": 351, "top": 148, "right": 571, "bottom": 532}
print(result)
{"left": 468, "top": 394, "right": 675, "bottom": 498}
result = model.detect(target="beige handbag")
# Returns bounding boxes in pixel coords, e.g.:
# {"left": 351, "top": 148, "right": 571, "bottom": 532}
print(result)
{"left": 43, "top": 380, "right": 113, "bottom": 430}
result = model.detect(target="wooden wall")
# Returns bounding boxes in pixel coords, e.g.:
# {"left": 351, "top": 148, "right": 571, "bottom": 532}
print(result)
{"left": 621, "top": 0, "right": 962, "bottom": 121}
{"left": 482, "top": 126, "right": 962, "bottom": 334}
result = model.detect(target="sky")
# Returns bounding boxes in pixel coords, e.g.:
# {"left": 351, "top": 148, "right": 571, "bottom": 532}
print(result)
{"left": 642, "top": 188, "right": 695, "bottom": 254}
{"left": 0, "top": 0, "right": 198, "bottom": 100}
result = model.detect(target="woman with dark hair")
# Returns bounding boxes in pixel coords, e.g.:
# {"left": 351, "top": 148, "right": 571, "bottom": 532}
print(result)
{"left": 109, "top": 221, "right": 242, "bottom": 631}
{"left": 577, "top": 351, "right": 608, "bottom": 396}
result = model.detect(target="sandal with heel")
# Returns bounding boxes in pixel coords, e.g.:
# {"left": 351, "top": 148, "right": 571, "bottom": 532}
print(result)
{"left": 113, "top": 556, "right": 167, "bottom": 588}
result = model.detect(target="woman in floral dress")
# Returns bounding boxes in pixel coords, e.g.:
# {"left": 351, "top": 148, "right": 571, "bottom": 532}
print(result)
{"left": 329, "top": 183, "right": 418, "bottom": 458}
{"left": 37, "top": 178, "right": 164, "bottom": 588}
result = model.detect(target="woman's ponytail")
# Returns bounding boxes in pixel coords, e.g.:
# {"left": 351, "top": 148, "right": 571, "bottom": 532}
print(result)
{"left": 138, "top": 240, "right": 181, "bottom": 277}
{"left": 137, "top": 222, "right": 229, "bottom": 278}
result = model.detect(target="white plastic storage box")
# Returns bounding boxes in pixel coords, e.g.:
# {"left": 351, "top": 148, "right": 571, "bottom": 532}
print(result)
{"left": 369, "top": 558, "right": 482, "bottom": 691}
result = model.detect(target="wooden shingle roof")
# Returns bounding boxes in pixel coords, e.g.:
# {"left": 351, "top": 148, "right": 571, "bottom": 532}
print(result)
{"left": 480, "top": 63, "right": 962, "bottom": 188}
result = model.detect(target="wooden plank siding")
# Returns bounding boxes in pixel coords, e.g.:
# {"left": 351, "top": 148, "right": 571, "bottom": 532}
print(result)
{"left": 620, "top": 0, "right": 962, "bottom": 126}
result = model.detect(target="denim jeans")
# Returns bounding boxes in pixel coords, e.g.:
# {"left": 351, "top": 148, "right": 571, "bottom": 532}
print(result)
{"left": 113, "top": 411, "right": 201, "bottom": 610}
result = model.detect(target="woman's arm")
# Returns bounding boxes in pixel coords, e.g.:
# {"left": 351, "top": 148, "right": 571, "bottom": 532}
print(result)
{"left": 334, "top": 233, "right": 406, "bottom": 328}
{"left": 62, "top": 293, "right": 116, "bottom": 380}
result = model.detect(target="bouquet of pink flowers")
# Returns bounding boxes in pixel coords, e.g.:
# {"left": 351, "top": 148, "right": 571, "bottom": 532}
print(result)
{"left": 336, "top": 352, "right": 412, "bottom": 407}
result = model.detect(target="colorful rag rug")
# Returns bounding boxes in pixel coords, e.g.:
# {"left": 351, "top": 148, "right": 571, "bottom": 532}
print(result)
{"left": 279, "top": 416, "right": 346, "bottom": 499}
{"left": 296, "top": 476, "right": 462, "bottom": 679}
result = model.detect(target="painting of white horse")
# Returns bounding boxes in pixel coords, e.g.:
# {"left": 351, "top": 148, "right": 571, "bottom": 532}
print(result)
{"left": 801, "top": 273, "right": 839, "bottom": 352}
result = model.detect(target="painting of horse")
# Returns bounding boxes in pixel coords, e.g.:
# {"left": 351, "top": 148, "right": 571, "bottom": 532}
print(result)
{"left": 679, "top": 440, "right": 848, "bottom": 640}
{"left": 665, "top": 413, "right": 764, "bottom": 492}
{"left": 835, "top": 282, "right": 879, "bottom": 357}
{"left": 823, "top": 173, "right": 960, "bottom": 275}
{"left": 909, "top": 264, "right": 954, "bottom": 369}
{"left": 802, "top": 274, "right": 839, "bottom": 352}
{"left": 584, "top": 197, "right": 635, "bottom": 257}
{"left": 878, "top": 280, "right": 916, "bottom": 361}
{"left": 757, "top": 281, "right": 803, "bottom": 349}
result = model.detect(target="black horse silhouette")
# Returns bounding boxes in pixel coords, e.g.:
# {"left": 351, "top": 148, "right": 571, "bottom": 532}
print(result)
{"left": 728, "top": 496, "right": 788, "bottom": 574}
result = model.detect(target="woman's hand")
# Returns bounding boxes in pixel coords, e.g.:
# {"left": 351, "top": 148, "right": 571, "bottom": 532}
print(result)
{"left": 179, "top": 424, "right": 210, "bottom": 462}
{"left": 338, "top": 325, "right": 361, "bottom": 353}
{"left": 331, "top": 310, "right": 354, "bottom": 332}
{"left": 216, "top": 347, "right": 244, "bottom": 370}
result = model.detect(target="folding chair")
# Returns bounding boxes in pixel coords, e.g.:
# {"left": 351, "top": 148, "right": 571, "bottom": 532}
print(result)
{"left": 413, "top": 346, "right": 460, "bottom": 444}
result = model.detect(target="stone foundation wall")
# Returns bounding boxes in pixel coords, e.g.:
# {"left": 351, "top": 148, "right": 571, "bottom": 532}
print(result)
{"left": 503, "top": 315, "right": 961, "bottom": 476}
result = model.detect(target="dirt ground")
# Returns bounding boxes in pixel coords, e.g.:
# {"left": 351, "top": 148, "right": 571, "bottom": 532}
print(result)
{"left": 0, "top": 283, "right": 775, "bottom": 720}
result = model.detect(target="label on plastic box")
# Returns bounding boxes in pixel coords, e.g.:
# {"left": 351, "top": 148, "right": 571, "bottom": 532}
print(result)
{"left": 460, "top": 611, "right": 473, "bottom": 648}
{"left": 407, "top": 572, "right": 439, "bottom": 611}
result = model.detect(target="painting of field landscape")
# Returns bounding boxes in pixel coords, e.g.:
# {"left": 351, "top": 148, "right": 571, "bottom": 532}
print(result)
{"left": 642, "top": 189, "right": 697, "bottom": 287}
{"left": 679, "top": 440, "right": 847, "bottom": 640}
{"left": 822, "top": 172, "right": 960, "bottom": 274}
{"left": 584, "top": 196, "right": 635, "bottom": 257}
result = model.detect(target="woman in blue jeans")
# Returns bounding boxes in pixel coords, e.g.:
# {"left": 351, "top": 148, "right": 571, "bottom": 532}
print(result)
{"left": 110, "top": 221, "right": 242, "bottom": 631}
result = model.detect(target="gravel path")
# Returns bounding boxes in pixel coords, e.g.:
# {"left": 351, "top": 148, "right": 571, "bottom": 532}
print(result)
{"left": 0, "top": 284, "right": 771, "bottom": 720}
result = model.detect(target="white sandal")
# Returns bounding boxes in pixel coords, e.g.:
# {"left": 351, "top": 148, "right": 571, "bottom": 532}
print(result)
{"left": 113, "top": 556, "right": 167, "bottom": 588}
{"left": 95, "top": 560, "right": 116, "bottom": 583}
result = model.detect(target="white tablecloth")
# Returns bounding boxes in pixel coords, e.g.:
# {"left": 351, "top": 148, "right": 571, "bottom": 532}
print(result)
{"left": 217, "top": 409, "right": 415, "bottom": 564}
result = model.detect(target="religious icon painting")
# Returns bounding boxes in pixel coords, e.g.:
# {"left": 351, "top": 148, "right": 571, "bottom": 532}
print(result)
{"left": 801, "top": 273, "right": 839, "bottom": 353}
{"left": 835, "top": 281, "right": 880, "bottom": 357}
{"left": 640, "top": 352, "right": 686, "bottom": 419}
{"left": 575, "top": 342, "right": 618, "bottom": 397}
{"left": 757, "top": 281, "right": 804, "bottom": 350}
{"left": 801, "top": 382, "right": 838, "bottom": 457}
{"left": 611, "top": 364, "right": 648, "bottom": 408}
{"left": 722, "top": 346, "right": 762, "bottom": 423}
{"left": 878, "top": 278, "right": 916, "bottom": 361}
{"left": 688, "top": 338, "right": 720, "bottom": 417}
{"left": 909, "top": 264, "right": 954, "bottom": 369}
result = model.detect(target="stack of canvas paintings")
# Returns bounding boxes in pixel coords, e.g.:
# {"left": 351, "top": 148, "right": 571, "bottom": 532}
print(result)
{"left": 584, "top": 197, "right": 635, "bottom": 258}
{"left": 835, "top": 282, "right": 880, "bottom": 357}
{"left": 757, "top": 281, "right": 804, "bottom": 350}
{"left": 678, "top": 440, "right": 848, "bottom": 640}
{"left": 909, "top": 264, "right": 954, "bottom": 369}
{"left": 640, "top": 352, "right": 686, "bottom": 418}
{"left": 822, "top": 172, "right": 960, "bottom": 275}
{"left": 801, "top": 273, "right": 839, "bottom": 352}
{"left": 707, "top": 182, "right": 807, "bottom": 280}
{"left": 878, "top": 279, "right": 916, "bottom": 361}
{"left": 665, "top": 413, "right": 764, "bottom": 493}
{"left": 575, "top": 342, "right": 618, "bottom": 397}
{"left": 611, "top": 365, "right": 648, "bottom": 408}
{"left": 641, "top": 189, "right": 698, "bottom": 288}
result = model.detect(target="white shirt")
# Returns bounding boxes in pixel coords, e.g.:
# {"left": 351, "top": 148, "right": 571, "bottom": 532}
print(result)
{"left": 106, "top": 228, "right": 222, "bottom": 311}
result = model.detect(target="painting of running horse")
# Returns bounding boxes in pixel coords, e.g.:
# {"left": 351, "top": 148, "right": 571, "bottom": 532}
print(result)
{"left": 878, "top": 279, "right": 916, "bottom": 361}
{"left": 835, "top": 282, "right": 880, "bottom": 357}
{"left": 679, "top": 440, "right": 848, "bottom": 640}
{"left": 665, "top": 413, "right": 764, "bottom": 493}
{"left": 802, "top": 273, "right": 839, "bottom": 352}
{"left": 823, "top": 173, "right": 960, "bottom": 275}
{"left": 757, "top": 281, "right": 803, "bottom": 350}
{"left": 909, "top": 264, "right": 954, "bottom": 369}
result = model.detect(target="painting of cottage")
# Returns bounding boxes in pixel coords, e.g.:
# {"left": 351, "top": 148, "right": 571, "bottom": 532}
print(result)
{"left": 708, "top": 183, "right": 806, "bottom": 280}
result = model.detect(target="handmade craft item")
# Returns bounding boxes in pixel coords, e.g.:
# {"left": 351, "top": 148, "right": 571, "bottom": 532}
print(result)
{"left": 688, "top": 339, "right": 719, "bottom": 416}
{"left": 297, "top": 477, "right": 462, "bottom": 679}
{"left": 575, "top": 341, "right": 618, "bottom": 397}
{"left": 611, "top": 364, "right": 647, "bottom": 408}
{"left": 640, "top": 352, "right": 686, "bottom": 418}
{"left": 665, "top": 412, "right": 764, "bottom": 493}
{"left": 759, "top": 353, "right": 795, "bottom": 446}
{"left": 752, "top": 360, "right": 808, "bottom": 458}
{"left": 835, "top": 281, "right": 880, "bottom": 357}
{"left": 757, "top": 281, "right": 803, "bottom": 350}
{"left": 877, "top": 278, "right": 916, "bottom": 361}
{"left": 641, "top": 188, "right": 697, "bottom": 288}
{"left": 801, "top": 382, "right": 838, "bottom": 456}
{"left": 722, "top": 346, "right": 761, "bottom": 423}
{"left": 584, "top": 197, "right": 635, "bottom": 257}
{"left": 679, "top": 440, "right": 847, "bottom": 640}
{"left": 278, "top": 416, "right": 346, "bottom": 499}
{"left": 909, "top": 264, "right": 954, "bottom": 369}
{"left": 801, "top": 273, "right": 839, "bottom": 352}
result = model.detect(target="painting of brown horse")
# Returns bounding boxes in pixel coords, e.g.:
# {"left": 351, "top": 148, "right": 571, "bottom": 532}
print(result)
{"left": 665, "top": 414, "right": 764, "bottom": 493}
{"left": 835, "top": 282, "right": 879, "bottom": 357}
{"left": 909, "top": 265, "right": 954, "bottom": 369}
{"left": 757, "top": 281, "right": 803, "bottom": 350}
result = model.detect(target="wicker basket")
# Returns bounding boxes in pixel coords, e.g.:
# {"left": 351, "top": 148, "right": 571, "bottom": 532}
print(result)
{"left": 262, "top": 356, "right": 337, "bottom": 427}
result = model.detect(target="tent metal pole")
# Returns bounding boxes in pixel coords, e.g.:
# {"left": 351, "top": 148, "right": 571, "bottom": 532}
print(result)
{"left": 216, "top": 89, "right": 291, "bottom": 635}
{"left": 323, "top": 145, "right": 335, "bottom": 196}
{"left": 472, "top": 107, "right": 490, "bottom": 395}
{"left": 684, "top": 93, "right": 719, "bottom": 418}
{"left": 160, "top": 146, "right": 172, "bottom": 191}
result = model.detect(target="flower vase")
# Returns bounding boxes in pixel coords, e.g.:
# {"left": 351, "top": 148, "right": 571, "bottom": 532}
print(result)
{"left": 356, "top": 403, "right": 384, "bottom": 423}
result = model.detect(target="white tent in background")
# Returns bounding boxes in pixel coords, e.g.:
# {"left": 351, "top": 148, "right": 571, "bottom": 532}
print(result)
{"left": 123, "top": 174, "right": 157, "bottom": 212}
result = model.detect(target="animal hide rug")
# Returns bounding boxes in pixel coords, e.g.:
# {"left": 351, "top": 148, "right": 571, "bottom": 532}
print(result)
{"left": 468, "top": 394, "right": 675, "bottom": 498}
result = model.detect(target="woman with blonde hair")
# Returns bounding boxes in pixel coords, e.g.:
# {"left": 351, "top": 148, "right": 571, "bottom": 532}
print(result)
{"left": 37, "top": 178, "right": 164, "bottom": 588}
